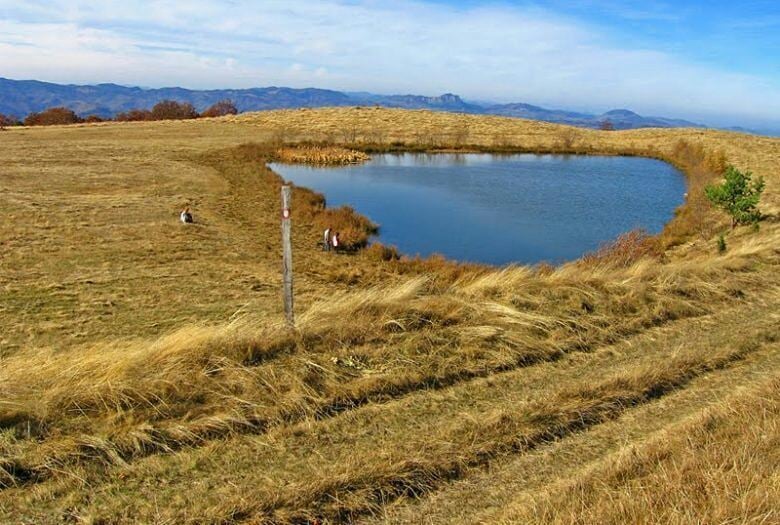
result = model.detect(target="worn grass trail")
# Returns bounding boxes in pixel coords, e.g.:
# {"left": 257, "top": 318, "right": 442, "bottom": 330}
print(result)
{"left": 492, "top": 374, "right": 780, "bottom": 525}
{"left": 366, "top": 319, "right": 780, "bottom": 524}
{"left": 2, "top": 284, "right": 777, "bottom": 523}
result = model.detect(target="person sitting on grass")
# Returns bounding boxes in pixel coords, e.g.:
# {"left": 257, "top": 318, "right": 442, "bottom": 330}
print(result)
{"left": 323, "top": 227, "right": 331, "bottom": 251}
{"left": 180, "top": 207, "right": 193, "bottom": 224}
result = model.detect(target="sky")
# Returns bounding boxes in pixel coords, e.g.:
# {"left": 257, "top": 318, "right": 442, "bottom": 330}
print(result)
{"left": 1, "top": 0, "right": 779, "bottom": 129}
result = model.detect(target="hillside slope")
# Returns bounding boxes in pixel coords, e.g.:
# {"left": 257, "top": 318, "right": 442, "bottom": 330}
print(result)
{"left": 0, "top": 109, "right": 778, "bottom": 523}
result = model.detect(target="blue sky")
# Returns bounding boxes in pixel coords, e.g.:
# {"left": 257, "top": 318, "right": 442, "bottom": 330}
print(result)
{"left": 1, "top": 1, "right": 779, "bottom": 129}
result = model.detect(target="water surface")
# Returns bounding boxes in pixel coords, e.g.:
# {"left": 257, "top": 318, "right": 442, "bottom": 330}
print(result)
{"left": 271, "top": 153, "right": 685, "bottom": 265}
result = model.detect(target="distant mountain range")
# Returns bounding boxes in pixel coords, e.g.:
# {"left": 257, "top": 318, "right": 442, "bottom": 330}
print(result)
{"left": 0, "top": 77, "right": 709, "bottom": 130}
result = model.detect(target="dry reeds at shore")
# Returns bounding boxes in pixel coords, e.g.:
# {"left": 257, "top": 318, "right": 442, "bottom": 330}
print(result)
{"left": 275, "top": 145, "right": 370, "bottom": 165}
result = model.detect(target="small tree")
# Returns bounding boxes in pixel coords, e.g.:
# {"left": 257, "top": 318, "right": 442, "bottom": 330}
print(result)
{"left": 201, "top": 99, "right": 238, "bottom": 118}
{"left": 24, "top": 107, "right": 82, "bottom": 126}
{"left": 705, "top": 165, "right": 765, "bottom": 228}
{"left": 599, "top": 119, "right": 615, "bottom": 131}
{"left": 150, "top": 100, "right": 198, "bottom": 120}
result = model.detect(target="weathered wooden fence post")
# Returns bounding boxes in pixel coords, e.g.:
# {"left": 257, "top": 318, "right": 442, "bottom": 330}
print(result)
{"left": 281, "top": 185, "right": 294, "bottom": 326}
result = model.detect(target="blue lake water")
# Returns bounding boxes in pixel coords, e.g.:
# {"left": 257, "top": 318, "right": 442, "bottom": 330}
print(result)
{"left": 271, "top": 153, "right": 686, "bottom": 265}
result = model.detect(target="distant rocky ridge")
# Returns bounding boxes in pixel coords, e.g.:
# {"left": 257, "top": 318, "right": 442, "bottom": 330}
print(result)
{"left": 0, "top": 77, "right": 705, "bottom": 130}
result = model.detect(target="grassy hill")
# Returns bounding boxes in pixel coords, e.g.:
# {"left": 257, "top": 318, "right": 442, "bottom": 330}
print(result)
{"left": 0, "top": 77, "right": 705, "bottom": 130}
{"left": 0, "top": 108, "right": 778, "bottom": 523}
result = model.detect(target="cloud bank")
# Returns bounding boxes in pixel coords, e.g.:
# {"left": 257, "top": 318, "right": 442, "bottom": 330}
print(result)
{"left": 1, "top": 0, "right": 779, "bottom": 127}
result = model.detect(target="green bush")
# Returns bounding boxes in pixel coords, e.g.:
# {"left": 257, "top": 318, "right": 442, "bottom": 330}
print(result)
{"left": 717, "top": 234, "right": 727, "bottom": 254}
{"left": 705, "top": 165, "right": 765, "bottom": 228}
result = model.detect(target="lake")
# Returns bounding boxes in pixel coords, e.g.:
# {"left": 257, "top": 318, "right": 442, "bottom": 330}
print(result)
{"left": 271, "top": 153, "right": 686, "bottom": 265}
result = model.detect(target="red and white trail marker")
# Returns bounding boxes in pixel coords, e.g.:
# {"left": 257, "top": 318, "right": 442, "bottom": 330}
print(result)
{"left": 281, "top": 186, "right": 294, "bottom": 326}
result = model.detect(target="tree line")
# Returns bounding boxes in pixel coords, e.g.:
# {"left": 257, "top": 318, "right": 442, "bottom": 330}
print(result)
{"left": 0, "top": 99, "right": 239, "bottom": 128}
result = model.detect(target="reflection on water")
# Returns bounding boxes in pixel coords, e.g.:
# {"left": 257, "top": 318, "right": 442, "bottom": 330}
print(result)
{"left": 271, "top": 153, "right": 686, "bottom": 265}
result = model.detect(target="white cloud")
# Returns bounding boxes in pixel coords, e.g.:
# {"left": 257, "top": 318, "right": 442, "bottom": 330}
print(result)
{"left": 0, "top": 0, "right": 778, "bottom": 126}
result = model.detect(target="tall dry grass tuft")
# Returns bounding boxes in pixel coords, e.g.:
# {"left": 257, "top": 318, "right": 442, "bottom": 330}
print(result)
{"left": 362, "top": 242, "right": 401, "bottom": 261}
{"left": 0, "top": 319, "right": 295, "bottom": 425}
{"left": 580, "top": 229, "right": 658, "bottom": 268}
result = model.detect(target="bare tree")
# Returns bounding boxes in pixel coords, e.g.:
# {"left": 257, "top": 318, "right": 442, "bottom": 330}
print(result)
{"left": 340, "top": 125, "right": 358, "bottom": 144}
{"left": 150, "top": 100, "right": 198, "bottom": 120}
{"left": 116, "top": 109, "right": 153, "bottom": 121}
{"left": 0, "top": 113, "right": 20, "bottom": 130}
{"left": 452, "top": 125, "right": 470, "bottom": 147}
{"left": 599, "top": 119, "right": 615, "bottom": 131}
{"left": 557, "top": 128, "right": 580, "bottom": 150}
{"left": 201, "top": 100, "right": 238, "bottom": 118}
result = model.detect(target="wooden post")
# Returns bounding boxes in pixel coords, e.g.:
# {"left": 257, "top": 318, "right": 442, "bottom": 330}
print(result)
{"left": 281, "top": 185, "right": 294, "bottom": 326}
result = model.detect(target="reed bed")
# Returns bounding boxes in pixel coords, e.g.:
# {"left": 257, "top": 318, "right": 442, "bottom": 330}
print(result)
{"left": 275, "top": 145, "right": 370, "bottom": 165}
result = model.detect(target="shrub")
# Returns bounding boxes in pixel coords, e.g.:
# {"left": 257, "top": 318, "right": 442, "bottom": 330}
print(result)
{"left": 84, "top": 115, "right": 105, "bottom": 123}
{"left": 314, "top": 206, "right": 378, "bottom": 249}
{"left": 556, "top": 128, "right": 579, "bottom": 150}
{"left": 717, "top": 234, "right": 727, "bottom": 254}
{"left": 115, "top": 109, "right": 153, "bottom": 122}
{"left": 201, "top": 100, "right": 238, "bottom": 118}
{"left": 0, "top": 113, "right": 21, "bottom": 129}
{"left": 150, "top": 100, "right": 199, "bottom": 120}
{"left": 705, "top": 165, "right": 765, "bottom": 228}
{"left": 599, "top": 120, "right": 615, "bottom": 131}
{"left": 581, "top": 229, "right": 657, "bottom": 267}
{"left": 363, "top": 243, "right": 400, "bottom": 261}
{"left": 23, "top": 107, "right": 82, "bottom": 126}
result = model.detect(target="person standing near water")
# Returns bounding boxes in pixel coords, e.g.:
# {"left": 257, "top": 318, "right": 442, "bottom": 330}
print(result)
{"left": 323, "top": 228, "right": 331, "bottom": 251}
{"left": 332, "top": 232, "right": 340, "bottom": 252}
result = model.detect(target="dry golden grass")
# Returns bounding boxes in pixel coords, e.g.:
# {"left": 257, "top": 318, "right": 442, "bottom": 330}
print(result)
{"left": 495, "top": 376, "right": 780, "bottom": 525}
{"left": 1, "top": 108, "right": 779, "bottom": 523}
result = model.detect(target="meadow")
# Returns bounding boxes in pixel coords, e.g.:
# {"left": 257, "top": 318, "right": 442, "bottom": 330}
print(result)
{"left": 0, "top": 108, "right": 778, "bottom": 523}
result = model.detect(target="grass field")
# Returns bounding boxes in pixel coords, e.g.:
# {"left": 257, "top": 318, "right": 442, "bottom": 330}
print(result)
{"left": 1, "top": 108, "right": 779, "bottom": 523}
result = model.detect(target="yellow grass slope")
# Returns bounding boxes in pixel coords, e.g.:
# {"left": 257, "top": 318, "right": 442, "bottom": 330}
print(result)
{"left": 0, "top": 108, "right": 779, "bottom": 523}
